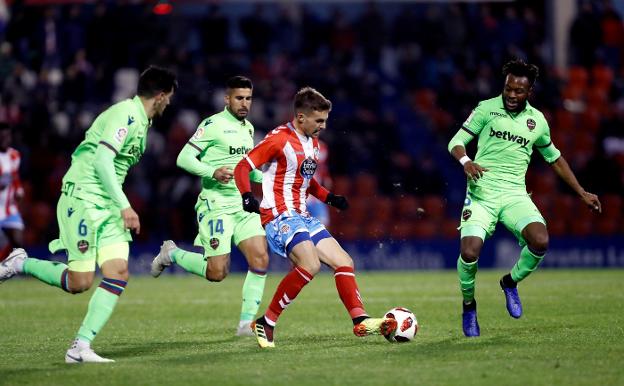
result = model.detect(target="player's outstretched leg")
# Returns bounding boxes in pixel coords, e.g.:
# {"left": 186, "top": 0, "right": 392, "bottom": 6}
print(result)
{"left": 251, "top": 265, "right": 313, "bottom": 348}
{"left": 65, "top": 339, "right": 114, "bottom": 363}
{"left": 150, "top": 240, "right": 177, "bottom": 277}
{"left": 251, "top": 316, "right": 275, "bottom": 349}
{"left": 332, "top": 266, "right": 397, "bottom": 338}
{"left": 500, "top": 274, "right": 522, "bottom": 318}
{"left": 237, "top": 269, "right": 267, "bottom": 337}
{"left": 462, "top": 300, "right": 480, "bottom": 337}
{"left": 0, "top": 248, "right": 26, "bottom": 283}
{"left": 65, "top": 275, "right": 127, "bottom": 363}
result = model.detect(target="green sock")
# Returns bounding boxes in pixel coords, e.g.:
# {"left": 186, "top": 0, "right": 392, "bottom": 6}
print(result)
{"left": 457, "top": 255, "right": 478, "bottom": 303}
{"left": 77, "top": 278, "right": 127, "bottom": 342}
{"left": 240, "top": 270, "right": 266, "bottom": 322}
{"left": 23, "top": 258, "right": 70, "bottom": 292}
{"left": 511, "top": 246, "right": 545, "bottom": 283}
{"left": 171, "top": 248, "right": 207, "bottom": 278}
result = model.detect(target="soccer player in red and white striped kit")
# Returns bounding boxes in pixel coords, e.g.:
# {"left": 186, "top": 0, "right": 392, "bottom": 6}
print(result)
{"left": 234, "top": 87, "right": 396, "bottom": 348}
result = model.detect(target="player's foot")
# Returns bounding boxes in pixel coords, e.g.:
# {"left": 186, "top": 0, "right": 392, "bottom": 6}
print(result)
{"left": 0, "top": 248, "right": 26, "bottom": 283}
{"left": 251, "top": 317, "right": 275, "bottom": 348}
{"left": 462, "top": 300, "right": 480, "bottom": 337}
{"left": 500, "top": 276, "right": 522, "bottom": 318}
{"left": 236, "top": 320, "right": 255, "bottom": 337}
{"left": 353, "top": 317, "right": 398, "bottom": 337}
{"left": 150, "top": 240, "right": 176, "bottom": 278}
{"left": 65, "top": 340, "right": 114, "bottom": 363}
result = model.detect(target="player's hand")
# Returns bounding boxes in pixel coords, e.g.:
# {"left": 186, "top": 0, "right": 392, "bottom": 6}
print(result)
{"left": 464, "top": 161, "right": 489, "bottom": 181}
{"left": 213, "top": 166, "right": 234, "bottom": 184}
{"left": 121, "top": 207, "right": 141, "bottom": 234}
{"left": 325, "top": 193, "right": 349, "bottom": 210}
{"left": 580, "top": 191, "right": 602, "bottom": 213}
{"left": 242, "top": 192, "right": 260, "bottom": 214}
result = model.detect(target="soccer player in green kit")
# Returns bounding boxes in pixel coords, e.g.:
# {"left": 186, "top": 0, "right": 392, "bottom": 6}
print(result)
{"left": 448, "top": 59, "right": 602, "bottom": 337}
{"left": 150, "top": 76, "right": 269, "bottom": 337}
{"left": 0, "top": 66, "right": 177, "bottom": 361}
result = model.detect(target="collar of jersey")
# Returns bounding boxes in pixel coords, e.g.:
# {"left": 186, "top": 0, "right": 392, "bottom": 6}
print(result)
{"left": 132, "top": 95, "right": 149, "bottom": 126}
{"left": 287, "top": 121, "right": 311, "bottom": 142}
{"left": 221, "top": 107, "right": 248, "bottom": 126}
{"left": 498, "top": 94, "right": 534, "bottom": 115}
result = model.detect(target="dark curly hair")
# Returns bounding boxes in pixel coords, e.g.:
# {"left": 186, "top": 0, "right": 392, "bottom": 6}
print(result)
{"left": 502, "top": 59, "right": 539, "bottom": 86}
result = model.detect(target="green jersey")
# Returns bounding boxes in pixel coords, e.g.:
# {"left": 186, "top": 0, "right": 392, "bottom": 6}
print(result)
{"left": 183, "top": 108, "right": 262, "bottom": 212}
{"left": 450, "top": 95, "right": 561, "bottom": 192}
{"left": 62, "top": 96, "right": 150, "bottom": 208}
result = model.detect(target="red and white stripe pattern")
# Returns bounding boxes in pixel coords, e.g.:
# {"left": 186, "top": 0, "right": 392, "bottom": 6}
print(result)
{"left": 0, "top": 148, "right": 22, "bottom": 219}
{"left": 244, "top": 122, "right": 320, "bottom": 225}
{"left": 265, "top": 265, "right": 314, "bottom": 323}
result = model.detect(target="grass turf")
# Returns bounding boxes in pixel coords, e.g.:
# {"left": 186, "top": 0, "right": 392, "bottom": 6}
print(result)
{"left": 1, "top": 269, "right": 623, "bottom": 386}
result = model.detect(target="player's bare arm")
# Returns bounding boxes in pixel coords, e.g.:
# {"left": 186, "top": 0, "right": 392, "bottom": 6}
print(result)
{"left": 550, "top": 157, "right": 602, "bottom": 213}
{"left": 450, "top": 144, "right": 489, "bottom": 181}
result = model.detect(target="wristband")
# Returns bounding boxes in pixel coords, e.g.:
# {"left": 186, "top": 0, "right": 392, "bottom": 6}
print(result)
{"left": 459, "top": 155, "right": 471, "bottom": 166}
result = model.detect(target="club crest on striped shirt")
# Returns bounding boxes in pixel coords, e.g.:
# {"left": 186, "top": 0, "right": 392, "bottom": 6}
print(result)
{"left": 526, "top": 118, "right": 536, "bottom": 131}
{"left": 300, "top": 157, "right": 317, "bottom": 179}
{"left": 77, "top": 240, "right": 89, "bottom": 253}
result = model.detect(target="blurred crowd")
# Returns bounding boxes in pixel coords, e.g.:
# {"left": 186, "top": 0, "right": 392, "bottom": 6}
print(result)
{"left": 0, "top": 0, "right": 622, "bottom": 246}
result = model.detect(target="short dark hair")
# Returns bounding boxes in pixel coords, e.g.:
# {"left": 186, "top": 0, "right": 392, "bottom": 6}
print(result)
{"left": 294, "top": 87, "right": 332, "bottom": 114}
{"left": 137, "top": 66, "right": 178, "bottom": 98}
{"left": 502, "top": 59, "right": 539, "bottom": 86}
{"left": 226, "top": 75, "right": 253, "bottom": 90}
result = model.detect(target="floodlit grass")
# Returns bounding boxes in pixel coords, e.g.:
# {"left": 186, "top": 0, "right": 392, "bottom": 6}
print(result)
{"left": 1, "top": 270, "right": 623, "bottom": 385}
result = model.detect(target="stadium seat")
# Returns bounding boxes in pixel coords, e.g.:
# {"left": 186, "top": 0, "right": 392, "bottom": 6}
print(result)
{"left": 601, "top": 194, "right": 622, "bottom": 220}
{"left": 547, "top": 218, "right": 567, "bottom": 236}
{"left": 363, "top": 220, "right": 388, "bottom": 239}
{"left": 412, "top": 88, "right": 437, "bottom": 113}
{"left": 567, "top": 66, "right": 589, "bottom": 88}
{"left": 332, "top": 175, "right": 351, "bottom": 196}
{"left": 389, "top": 221, "right": 413, "bottom": 240}
{"left": 441, "top": 218, "right": 459, "bottom": 239}
{"left": 596, "top": 217, "right": 619, "bottom": 235}
{"left": 421, "top": 195, "right": 446, "bottom": 220}
{"left": 591, "top": 65, "right": 614, "bottom": 90}
{"left": 353, "top": 173, "right": 378, "bottom": 197}
{"left": 395, "top": 195, "right": 422, "bottom": 220}
{"left": 371, "top": 196, "right": 393, "bottom": 223}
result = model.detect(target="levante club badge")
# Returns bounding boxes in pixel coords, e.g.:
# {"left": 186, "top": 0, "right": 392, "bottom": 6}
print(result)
{"left": 526, "top": 118, "right": 536, "bottom": 131}
{"left": 462, "top": 209, "right": 472, "bottom": 221}
{"left": 210, "top": 238, "right": 220, "bottom": 250}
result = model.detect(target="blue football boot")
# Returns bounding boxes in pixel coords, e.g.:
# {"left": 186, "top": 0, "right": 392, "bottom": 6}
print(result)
{"left": 462, "top": 300, "right": 480, "bottom": 337}
{"left": 500, "top": 277, "right": 523, "bottom": 318}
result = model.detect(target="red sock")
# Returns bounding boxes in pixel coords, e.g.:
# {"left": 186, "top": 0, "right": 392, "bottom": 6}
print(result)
{"left": 334, "top": 266, "right": 367, "bottom": 319}
{"left": 0, "top": 244, "right": 11, "bottom": 262}
{"left": 265, "top": 266, "right": 313, "bottom": 324}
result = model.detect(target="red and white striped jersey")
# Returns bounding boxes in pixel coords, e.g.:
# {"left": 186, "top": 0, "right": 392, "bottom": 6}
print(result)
{"left": 0, "top": 148, "right": 23, "bottom": 219}
{"left": 244, "top": 122, "right": 320, "bottom": 224}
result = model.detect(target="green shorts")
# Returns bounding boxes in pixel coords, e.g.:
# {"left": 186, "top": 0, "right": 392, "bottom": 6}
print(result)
{"left": 193, "top": 198, "right": 265, "bottom": 257}
{"left": 49, "top": 192, "right": 132, "bottom": 271}
{"left": 458, "top": 188, "right": 545, "bottom": 244}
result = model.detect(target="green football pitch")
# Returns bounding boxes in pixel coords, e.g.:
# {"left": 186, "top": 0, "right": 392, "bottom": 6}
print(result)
{"left": 1, "top": 270, "right": 622, "bottom": 386}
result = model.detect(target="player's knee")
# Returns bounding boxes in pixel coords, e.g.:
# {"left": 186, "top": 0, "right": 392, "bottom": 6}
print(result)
{"left": 248, "top": 252, "right": 269, "bottom": 271}
{"left": 299, "top": 259, "right": 321, "bottom": 276}
{"left": 460, "top": 248, "right": 480, "bottom": 263}
{"left": 528, "top": 233, "right": 549, "bottom": 254}
{"left": 107, "top": 267, "right": 129, "bottom": 282}
{"left": 67, "top": 278, "right": 93, "bottom": 294}
{"left": 206, "top": 267, "right": 228, "bottom": 282}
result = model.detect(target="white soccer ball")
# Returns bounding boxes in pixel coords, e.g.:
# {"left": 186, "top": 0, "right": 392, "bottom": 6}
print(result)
{"left": 384, "top": 307, "right": 418, "bottom": 343}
